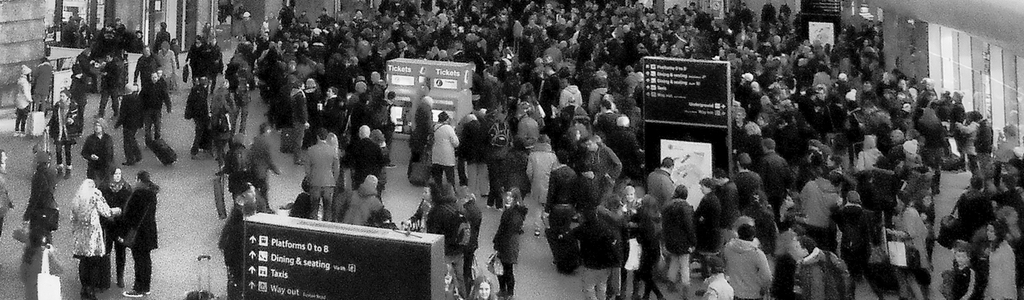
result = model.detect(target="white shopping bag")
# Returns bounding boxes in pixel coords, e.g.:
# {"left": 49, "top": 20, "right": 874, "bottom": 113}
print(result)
{"left": 625, "top": 238, "right": 642, "bottom": 271}
{"left": 37, "top": 247, "right": 62, "bottom": 300}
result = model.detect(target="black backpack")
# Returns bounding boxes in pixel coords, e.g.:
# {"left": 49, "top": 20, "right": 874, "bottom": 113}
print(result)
{"left": 452, "top": 208, "right": 472, "bottom": 248}
{"left": 488, "top": 121, "right": 510, "bottom": 148}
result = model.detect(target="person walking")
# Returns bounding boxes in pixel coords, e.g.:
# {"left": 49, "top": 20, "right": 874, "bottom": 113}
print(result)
{"left": 121, "top": 171, "right": 159, "bottom": 298}
{"left": 722, "top": 224, "right": 772, "bottom": 300}
{"left": 25, "top": 146, "right": 59, "bottom": 241}
{"left": 99, "top": 168, "right": 131, "bottom": 288}
{"left": 571, "top": 209, "right": 623, "bottom": 300}
{"left": 209, "top": 81, "right": 237, "bottom": 163}
{"left": 184, "top": 77, "right": 212, "bottom": 159}
{"left": 98, "top": 55, "right": 124, "bottom": 118}
{"left": 49, "top": 90, "right": 82, "bottom": 179}
{"left": 80, "top": 119, "right": 115, "bottom": 182}
{"left": 0, "top": 150, "right": 12, "bottom": 240}
{"left": 32, "top": 58, "right": 54, "bottom": 113}
{"left": 70, "top": 179, "right": 120, "bottom": 300}
{"left": 426, "top": 183, "right": 469, "bottom": 297}
{"left": 140, "top": 72, "right": 172, "bottom": 142}
{"left": 526, "top": 135, "right": 557, "bottom": 235}
{"left": 156, "top": 41, "right": 180, "bottom": 91}
{"left": 247, "top": 123, "right": 281, "bottom": 202}
{"left": 220, "top": 183, "right": 259, "bottom": 299}
{"left": 695, "top": 178, "right": 723, "bottom": 255}
{"left": 493, "top": 188, "right": 528, "bottom": 299}
{"left": 457, "top": 109, "right": 488, "bottom": 196}
{"left": 19, "top": 228, "right": 62, "bottom": 300}
{"left": 133, "top": 48, "right": 158, "bottom": 84}
{"left": 662, "top": 185, "right": 696, "bottom": 296}
{"left": 306, "top": 129, "right": 340, "bottom": 221}
{"left": 432, "top": 112, "right": 460, "bottom": 187}
{"left": 629, "top": 195, "right": 666, "bottom": 300}
{"left": 115, "top": 84, "right": 144, "bottom": 166}
{"left": 347, "top": 126, "right": 386, "bottom": 190}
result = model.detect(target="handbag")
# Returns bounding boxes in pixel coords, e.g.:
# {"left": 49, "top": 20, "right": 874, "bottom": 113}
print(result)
{"left": 182, "top": 65, "right": 190, "bottom": 83}
{"left": 487, "top": 252, "right": 504, "bottom": 276}
{"left": 37, "top": 246, "right": 62, "bottom": 300}
{"left": 624, "top": 238, "right": 642, "bottom": 271}
{"left": 31, "top": 206, "right": 60, "bottom": 232}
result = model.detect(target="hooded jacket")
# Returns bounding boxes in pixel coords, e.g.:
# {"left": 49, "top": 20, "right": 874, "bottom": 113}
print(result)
{"left": 799, "top": 177, "right": 840, "bottom": 229}
{"left": 723, "top": 238, "right": 772, "bottom": 299}
{"left": 526, "top": 143, "right": 558, "bottom": 205}
{"left": 341, "top": 187, "right": 383, "bottom": 226}
{"left": 794, "top": 248, "right": 854, "bottom": 300}
{"left": 426, "top": 196, "right": 466, "bottom": 256}
{"left": 559, "top": 85, "right": 583, "bottom": 109}
{"left": 662, "top": 198, "right": 697, "bottom": 255}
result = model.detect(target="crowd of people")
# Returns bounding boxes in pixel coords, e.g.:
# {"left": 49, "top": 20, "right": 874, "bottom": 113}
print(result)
{"left": 9, "top": 0, "right": 1024, "bottom": 299}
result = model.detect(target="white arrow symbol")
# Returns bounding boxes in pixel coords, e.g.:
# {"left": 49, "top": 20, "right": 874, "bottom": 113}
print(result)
{"left": 249, "top": 251, "right": 256, "bottom": 259}
{"left": 248, "top": 281, "right": 255, "bottom": 289}
{"left": 249, "top": 236, "right": 256, "bottom": 243}
{"left": 249, "top": 266, "right": 256, "bottom": 274}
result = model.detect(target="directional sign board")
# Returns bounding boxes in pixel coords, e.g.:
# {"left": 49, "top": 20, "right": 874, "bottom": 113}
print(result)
{"left": 642, "top": 57, "right": 730, "bottom": 128}
{"left": 243, "top": 213, "right": 446, "bottom": 300}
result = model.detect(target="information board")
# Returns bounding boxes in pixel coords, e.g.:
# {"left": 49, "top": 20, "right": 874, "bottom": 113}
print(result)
{"left": 642, "top": 57, "right": 730, "bottom": 128}
{"left": 243, "top": 214, "right": 445, "bottom": 300}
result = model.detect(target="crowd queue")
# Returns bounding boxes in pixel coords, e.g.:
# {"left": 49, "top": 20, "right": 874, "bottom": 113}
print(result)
{"left": 7, "top": 0, "right": 1024, "bottom": 299}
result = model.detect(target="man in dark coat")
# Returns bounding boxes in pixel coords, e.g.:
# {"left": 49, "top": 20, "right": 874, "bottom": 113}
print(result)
{"left": 184, "top": 77, "right": 212, "bottom": 158}
{"left": 425, "top": 185, "right": 468, "bottom": 296}
{"left": 954, "top": 176, "right": 994, "bottom": 242}
{"left": 80, "top": 119, "right": 115, "bottom": 181}
{"left": 116, "top": 84, "right": 144, "bottom": 165}
{"left": 648, "top": 158, "right": 676, "bottom": 208}
{"left": 140, "top": 72, "right": 172, "bottom": 142}
{"left": 347, "top": 126, "right": 386, "bottom": 189}
{"left": 121, "top": 171, "right": 160, "bottom": 297}
{"left": 833, "top": 191, "right": 872, "bottom": 280}
{"left": 98, "top": 55, "right": 124, "bottom": 118}
{"left": 219, "top": 184, "right": 258, "bottom": 299}
{"left": 545, "top": 152, "right": 578, "bottom": 211}
{"left": 695, "top": 178, "right": 723, "bottom": 254}
{"left": 409, "top": 96, "right": 435, "bottom": 164}
{"left": 758, "top": 138, "right": 792, "bottom": 219}
{"left": 604, "top": 116, "right": 643, "bottom": 183}
{"left": 662, "top": 185, "right": 697, "bottom": 295}
{"left": 32, "top": 58, "right": 54, "bottom": 111}
{"left": 571, "top": 209, "right": 622, "bottom": 299}
{"left": 733, "top": 153, "right": 764, "bottom": 210}
{"left": 25, "top": 150, "right": 58, "bottom": 240}
{"left": 459, "top": 188, "right": 483, "bottom": 295}
{"left": 134, "top": 47, "right": 159, "bottom": 84}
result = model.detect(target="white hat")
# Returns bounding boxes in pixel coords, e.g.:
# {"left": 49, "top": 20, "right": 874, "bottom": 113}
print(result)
{"left": 243, "top": 12, "right": 251, "bottom": 18}
{"left": 741, "top": 73, "right": 754, "bottom": 82}
{"left": 838, "top": 73, "right": 848, "bottom": 81}
{"left": 125, "top": 83, "right": 139, "bottom": 92}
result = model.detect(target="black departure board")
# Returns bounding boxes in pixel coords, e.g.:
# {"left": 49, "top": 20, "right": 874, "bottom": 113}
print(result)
{"left": 642, "top": 57, "right": 731, "bottom": 128}
{"left": 243, "top": 214, "right": 446, "bottom": 300}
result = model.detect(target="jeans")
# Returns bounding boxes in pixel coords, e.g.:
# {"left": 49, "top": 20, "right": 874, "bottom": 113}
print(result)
{"left": 498, "top": 262, "right": 516, "bottom": 296}
{"left": 462, "top": 251, "right": 475, "bottom": 296}
{"left": 431, "top": 164, "right": 457, "bottom": 188}
{"left": 233, "top": 92, "right": 249, "bottom": 134}
{"left": 142, "top": 109, "right": 162, "bottom": 141}
{"left": 123, "top": 127, "right": 141, "bottom": 163}
{"left": 487, "top": 156, "right": 505, "bottom": 208}
{"left": 191, "top": 119, "right": 211, "bottom": 155}
{"left": 14, "top": 107, "right": 28, "bottom": 132}
{"left": 131, "top": 249, "right": 152, "bottom": 292}
{"left": 464, "top": 162, "right": 489, "bottom": 197}
{"left": 581, "top": 267, "right": 614, "bottom": 300}
{"left": 98, "top": 92, "right": 120, "bottom": 117}
{"left": 446, "top": 254, "right": 466, "bottom": 297}
{"left": 665, "top": 253, "right": 691, "bottom": 285}
{"left": 55, "top": 143, "right": 73, "bottom": 167}
{"left": 308, "top": 186, "right": 335, "bottom": 221}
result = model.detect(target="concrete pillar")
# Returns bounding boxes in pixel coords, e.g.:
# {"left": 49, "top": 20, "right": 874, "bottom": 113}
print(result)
{"left": 0, "top": 0, "right": 47, "bottom": 108}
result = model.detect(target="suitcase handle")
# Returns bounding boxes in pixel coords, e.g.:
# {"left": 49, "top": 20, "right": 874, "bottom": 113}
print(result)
{"left": 197, "top": 255, "right": 212, "bottom": 261}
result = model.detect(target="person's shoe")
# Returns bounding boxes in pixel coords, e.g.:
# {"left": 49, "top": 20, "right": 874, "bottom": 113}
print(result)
{"left": 55, "top": 165, "right": 64, "bottom": 178}
{"left": 122, "top": 290, "right": 146, "bottom": 298}
{"left": 64, "top": 166, "right": 72, "bottom": 179}
{"left": 386, "top": 164, "right": 397, "bottom": 168}
{"left": 534, "top": 229, "right": 541, "bottom": 237}
{"left": 116, "top": 278, "right": 124, "bottom": 288}
{"left": 280, "top": 202, "right": 295, "bottom": 210}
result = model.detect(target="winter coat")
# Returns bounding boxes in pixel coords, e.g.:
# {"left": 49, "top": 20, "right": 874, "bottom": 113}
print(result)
{"left": 306, "top": 141, "right": 339, "bottom": 187}
{"left": 893, "top": 206, "right": 931, "bottom": 270}
{"left": 410, "top": 103, "right": 434, "bottom": 154}
{"left": 347, "top": 138, "right": 386, "bottom": 186}
{"left": 219, "top": 206, "right": 247, "bottom": 281}
{"left": 341, "top": 188, "right": 383, "bottom": 226}
{"left": 116, "top": 93, "right": 144, "bottom": 130}
{"left": 426, "top": 199, "right": 466, "bottom": 256}
{"left": 184, "top": 84, "right": 211, "bottom": 121}
{"left": 48, "top": 98, "right": 81, "bottom": 144}
{"left": 70, "top": 189, "right": 113, "bottom": 257}
{"left": 25, "top": 164, "right": 58, "bottom": 224}
{"left": 733, "top": 170, "right": 764, "bottom": 210}
{"left": 123, "top": 183, "right": 159, "bottom": 251}
{"left": 17, "top": 76, "right": 31, "bottom": 109}
{"left": 456, "top": 115, "right": 488, "bottom": 163}
{"left": 723, "top": 239, "right": 772, "bottom": 299}
{"left": 545, "top": 165, "right": 577, "bottom": 211}
{"left": 431, "top": 124, "right": 460, "bottom": 166}
{"left": 647, "top": 169, "right": 675, "bottom": 208}
{"left": 605, "top": 128, "right": 642, "bottom": 181}
{"left": 758, "top": 151, "right": 792, "bottom": 201}
{"left": 986, "top": 241, "right": 1017, "bottom": 299}
{"left": 493, "top": 204, "right": 527, "bottom": 264}
{"left": 662, "top": 198, "right": 697, "bottom": 255}
{"left": 526, "top": 143, "right": 558, "bottom": 205}
{"left": 464, "top": 199, "right": 483, "bottom": 253}
{"left": 559, "top": 85, "right": 583, "bottom": 109}
{"left": 571, "top": 216, "right": 622, "bottom": 269}
{"left": 99, "top": 181, "right": 131, "bottom": 241}
{"left": 695, "top": 193, "right": 723, "bottom": 253}
{"left": 580, "top": 144, "right": 622, "bottom": 181}
{"left": 799, "top": 178, "right": 840, "bottom": 229}
{"left": 247, "top": 134, "right": 281, "bottom": 180}
{"left": 80, "top": 133, "right": 115, "bottom": 177}
{"left": 516, "top": 116, "right": 540, "bottom": 148}
{"left": 794, "top": 249, "right": 854, "bottom": 300}
{"left": 0, "top": 173, "right": 11, "bottom": 219}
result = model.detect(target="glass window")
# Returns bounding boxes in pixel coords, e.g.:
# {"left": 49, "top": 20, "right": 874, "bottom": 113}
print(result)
{"left": 992, "top": 45, "right": 1005, "bottom": 132}
{"left": 941, "top": 26, "right": 956, "bottom": 92}
{"left": 928, "top": 23, "right": 943, "bottom": 91}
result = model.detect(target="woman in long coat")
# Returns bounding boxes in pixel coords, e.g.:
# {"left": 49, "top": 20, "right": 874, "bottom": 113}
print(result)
{"left": 70, "top": 179, "right": 118, "bottom": 299}
{"left": 49, "top": 90, "right": 82, "bottom": 178}
{"left": 492, "top": 188, "right": 528, "bottom": 299}
{"left": 80, "top": 119, "right": 115, "bottom": 182}
{"left": 100, "top": 168, "right": 132, "bottom": 288}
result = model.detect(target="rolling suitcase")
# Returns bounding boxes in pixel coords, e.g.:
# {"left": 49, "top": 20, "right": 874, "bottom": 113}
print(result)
{"left": 26, "top": 102, "right": 46, "bottom": 136}
{"left": 184, "top": 255, "right": 217, "bottom": 300}
{"left": 213, "top": 175, "right": 228, "bottom": 219}
{"left": 147, "top": 138, "right": 178, "bottom": 166}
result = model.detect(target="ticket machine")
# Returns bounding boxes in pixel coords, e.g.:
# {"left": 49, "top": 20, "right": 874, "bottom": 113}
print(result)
{"left": 385, "top": 58, "right": 475, "bottom": 134}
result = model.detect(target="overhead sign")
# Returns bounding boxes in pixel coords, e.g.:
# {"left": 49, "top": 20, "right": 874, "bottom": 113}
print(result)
{"left": 433, "top": 78, "right": 459, "bottom": 90}
{"left": 386, "top": 58, "right": 474, "bottom": 90}
{"left": 642, "top": 57, "right": 731, "bottom": 128}
{"left": 243, "top": 214, "right": 446, "bottom": 300}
